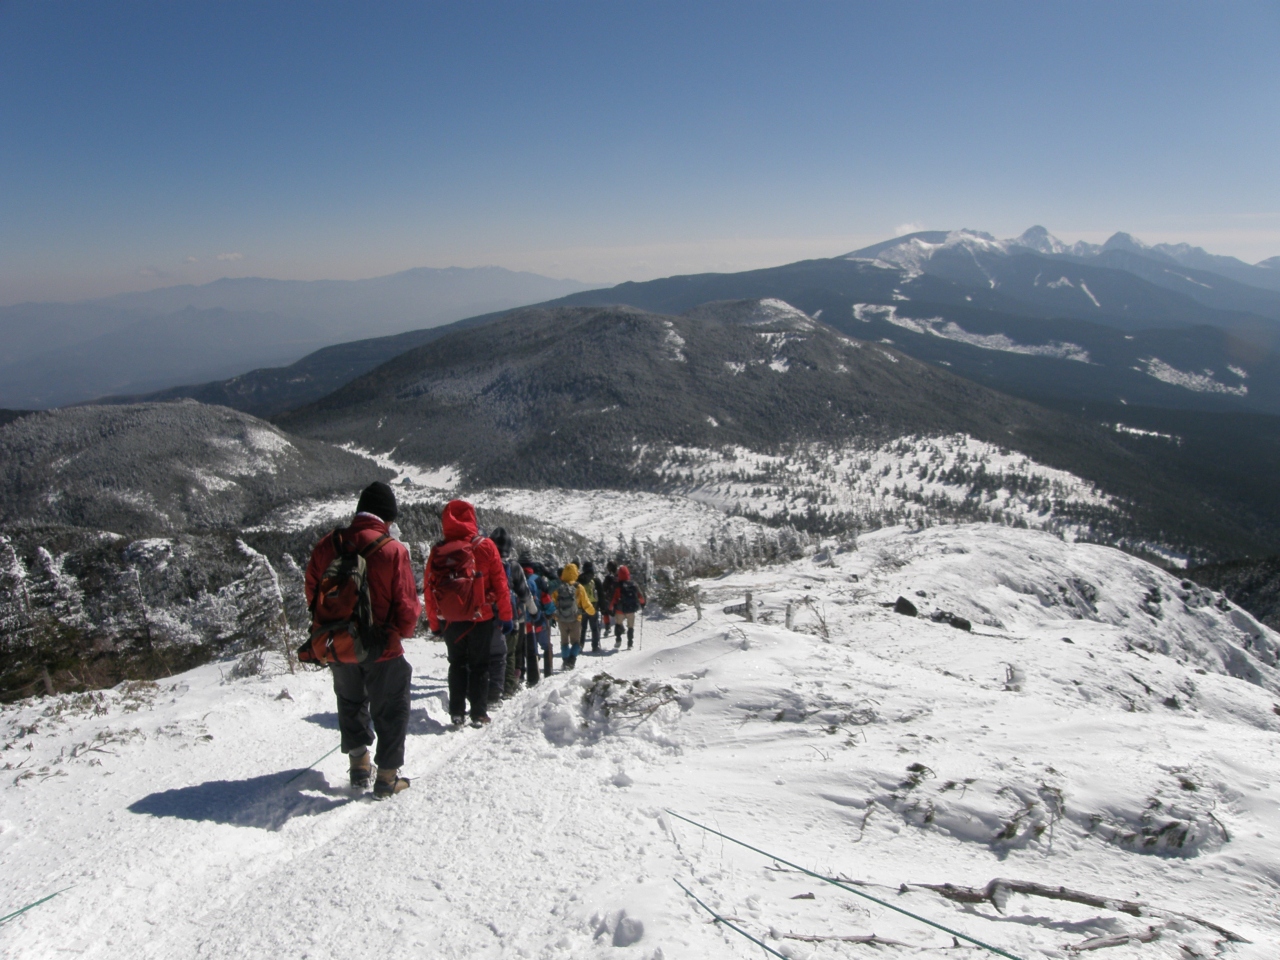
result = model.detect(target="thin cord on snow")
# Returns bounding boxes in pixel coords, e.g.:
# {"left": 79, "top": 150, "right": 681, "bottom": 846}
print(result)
{"left": 283, "top": 744, "right": 342, "bottom": 785}
{"left": 674, "top": 879, "right": 790, "bottom": 960}
{"left": 666, "top": 810, "right": 1026, "bottom": 960}
{"left": 0, "top": 886, "right": 74, "bottom": 927}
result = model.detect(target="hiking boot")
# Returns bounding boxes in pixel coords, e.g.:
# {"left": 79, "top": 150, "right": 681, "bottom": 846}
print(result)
{"left": 614, "top": 639, "right": 621, "bottom": 649}
{"left": 373, "top": 768, "right": 410, "bottom": 799}
{"left": 471, "top": 715, "right": 491, "bottom": 728}
{"left": 451, "top": 715, "right": 466, "bottom": 728}
{"left": 627, "top": 640, "right": 633, "bottom": 650}
{"left": 349, "top": 749, "right": 371, "bottom": 789}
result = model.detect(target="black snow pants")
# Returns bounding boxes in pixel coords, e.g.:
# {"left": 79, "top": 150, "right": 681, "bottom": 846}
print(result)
{"left": 446, "top": 620, "right": 495, "bottom": 720}
{"left": 582, "top": 610, "right": 601, "bottom": 651}
{"left": 487, "top": 621, "right": 509, "bottom": 704}
{"left": 331, "top": 655, "right": 413, "bottom": 770}
{"left": 524, "top": 623, "right": 543, "bottom": 686}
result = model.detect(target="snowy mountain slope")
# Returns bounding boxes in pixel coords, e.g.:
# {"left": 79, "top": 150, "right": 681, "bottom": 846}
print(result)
{"left": 0, "top": 402, "right": 388, "bottom": 536}
{"left": 3, "top": 524, "right": 1278, "bottom": 958}
{"left": 847, "top": 228, "right": 1280, "bottom": 324}
{"left": 653, "top": 435, "right": 1123, "bottom": 541}
{"left": 545, "top": 250, "right": 1280, "bottom": 423}
{"left": 277, "top": 298, "right": 1279, "bottom": 556}
{"left": 849, "top": 303, "right": 1280, "bottom": 414}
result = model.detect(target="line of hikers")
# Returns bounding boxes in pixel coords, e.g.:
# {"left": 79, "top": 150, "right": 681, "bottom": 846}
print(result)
{"left": 300, "top": 482, "right": 646, "bottom": 799}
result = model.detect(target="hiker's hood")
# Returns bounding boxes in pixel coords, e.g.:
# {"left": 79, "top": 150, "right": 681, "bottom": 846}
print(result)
{"left": 560, "top": 563, "right": 579, "bottom": 584}
{"left": 617, "top": 565, "right": 631, "bottom": 582}
{"left": 441, "top": 499, "right": 478, "bottom": 540}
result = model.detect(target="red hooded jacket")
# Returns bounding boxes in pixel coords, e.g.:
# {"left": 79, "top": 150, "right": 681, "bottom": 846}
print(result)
{"left": 305, "top": 513, "right": 422, "bottom": 662}
{"left": 610, "top": 564, "right": 647, "bottom": 612}
{"left": 424, "top": 499, "right": 513, "bottom": 631}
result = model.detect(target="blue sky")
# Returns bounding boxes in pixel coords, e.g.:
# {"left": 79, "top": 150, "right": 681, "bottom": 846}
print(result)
{"left": 2, "top": 0, "right": 1278, "bottom": 302}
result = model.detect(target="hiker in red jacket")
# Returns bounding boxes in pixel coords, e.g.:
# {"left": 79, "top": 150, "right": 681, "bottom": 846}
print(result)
{"left": 424, "top": 499, "right": 513, "bottom": 727}
{"left": 610, "top": 564, "right": 647, "bottom": 650}
{"left": 304, "top": 481, "right": 421, "bottom": 798}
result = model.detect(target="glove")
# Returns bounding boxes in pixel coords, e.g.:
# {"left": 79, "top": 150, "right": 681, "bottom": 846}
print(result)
{"left": 500, "top": 620, "right": 515, "bottom": 635}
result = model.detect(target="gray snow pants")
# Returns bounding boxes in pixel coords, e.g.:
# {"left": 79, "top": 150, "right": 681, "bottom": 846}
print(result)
{"left": 331, "top": 655, "right": 412, "bottom": 770}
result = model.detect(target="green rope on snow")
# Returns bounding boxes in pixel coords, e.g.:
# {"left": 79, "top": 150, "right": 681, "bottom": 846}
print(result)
{"left": 666, "top": 809, "right": 1026, "bottom": 960}
{"left": 283, "top": 744, "right": 342, "bottom": 785}
{"left": 0, "top": 886, "right": 73, "bottom": 927}
{"left": 674, "top": 878, "right": 790, "bottom": 960}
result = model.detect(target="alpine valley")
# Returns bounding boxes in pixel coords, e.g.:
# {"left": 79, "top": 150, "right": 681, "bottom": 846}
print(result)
{"left": 4, "top": 228, "right": 1280, "bottom": 959}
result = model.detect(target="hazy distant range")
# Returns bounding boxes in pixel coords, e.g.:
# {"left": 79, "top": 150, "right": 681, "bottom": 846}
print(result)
{"left": 0, "top": 267, "right": 600, "bottom": 409}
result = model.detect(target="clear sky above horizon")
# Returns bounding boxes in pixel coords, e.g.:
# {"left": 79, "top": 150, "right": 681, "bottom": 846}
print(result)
{"left": 2, "top": 0, "right": 1278, "bottom": 303}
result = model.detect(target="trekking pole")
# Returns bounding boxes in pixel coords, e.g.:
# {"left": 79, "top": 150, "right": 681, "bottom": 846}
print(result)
{"left": 0, "top": 886, "right": 74, "bottom": 927}
{"left": 283, "top": 744, "right": 342, "bottom": 786}
{"left": 639, "top": 608, "right": 644, "bottom": 651}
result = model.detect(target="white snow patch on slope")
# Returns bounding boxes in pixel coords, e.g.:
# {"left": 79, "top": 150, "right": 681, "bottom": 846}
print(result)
{"left": 1139, "top": 358, "right": 1249, "bottom": 396}
{"left": 1166, "top": 268, "right": 1213, "bottom": 289}
{"left": 1079, "top": 281, "right": 1101, "bottom": 307}
{"left": 470, "top": 487, "right": 774, "bottom": 548}
{"left": 339, "top": 444, "right": 460, "bottom": 490}
{"left": 1113, "top": 423, "right": 1181, "bottom": 442}
{"left": 4, "top": 524, "right": 1278, "bottom": 958}
{"left": 751, "top": 298, "right": 815, "bottom": 328}
{"left": 656, "top": 436, "right": 1116, "bottom": 538}
{"left": 206, "top": 426, "right": 297, "bottom": 476}
{"left": 853, "top": 304, "right": 1091, "bottom": 362}
{"left": 661, "top": 321, "right": 687, "bottom": 362}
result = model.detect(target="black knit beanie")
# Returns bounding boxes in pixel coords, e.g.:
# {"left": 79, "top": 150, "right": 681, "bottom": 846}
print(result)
{"left": 356, "top": 481, "right": 398, "bottom": 524}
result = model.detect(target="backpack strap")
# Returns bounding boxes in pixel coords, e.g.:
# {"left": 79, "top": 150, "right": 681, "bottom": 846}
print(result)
{"left": 359, "top": 534, "right": 392, "bottom": 559}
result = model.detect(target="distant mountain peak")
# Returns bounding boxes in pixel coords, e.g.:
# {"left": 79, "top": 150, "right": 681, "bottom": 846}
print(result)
{"left": 1015, "top": 225, "right": 1070, "bottom": 254}
{"left": 1103, "top": 231, "right": 1149, "bottom": 252}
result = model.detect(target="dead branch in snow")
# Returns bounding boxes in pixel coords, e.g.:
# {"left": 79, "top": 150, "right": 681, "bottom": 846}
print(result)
{"left": 1068, "top": 926, "right": 1162, "bottom": 952}
{"left": 910, "top": 879, "right": 1247, "bottom": 943}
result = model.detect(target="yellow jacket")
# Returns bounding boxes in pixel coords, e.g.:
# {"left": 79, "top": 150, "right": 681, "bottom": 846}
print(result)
{"left": 560, "top": 563, "right": 596, "bottom": 617}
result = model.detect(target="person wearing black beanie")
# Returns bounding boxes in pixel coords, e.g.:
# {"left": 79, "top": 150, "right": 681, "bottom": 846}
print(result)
{"left": 356, "top": 481, "right": 398, "bottom": 524}
{"left": 302, "top": 478, "right": 419, "bottom": 798}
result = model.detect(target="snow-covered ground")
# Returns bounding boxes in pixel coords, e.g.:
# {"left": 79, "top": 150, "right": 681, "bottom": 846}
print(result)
{"left": 470, "top": 487, "right": 777, "bottom": 549}
{"left": 261, "top": 432, "right": 1124, "bottom": 553}
{"left": 4, "top": 524, "right": 1278, "bottom": 958}
{"left": 656, "top": 436, "right": 1119, "bottom": 537}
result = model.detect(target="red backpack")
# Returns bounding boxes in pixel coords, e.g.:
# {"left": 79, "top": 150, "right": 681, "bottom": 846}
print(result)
{"left": 299, "top": 530, "right": 392, "bottom": 665}
{"left": 428, "top": 535, "right": 488, "bottom": 622}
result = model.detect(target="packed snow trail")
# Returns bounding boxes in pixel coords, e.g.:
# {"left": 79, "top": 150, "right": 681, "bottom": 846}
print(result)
{"left": 3, "top": 524, "right": 1279, "bottom": 958}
